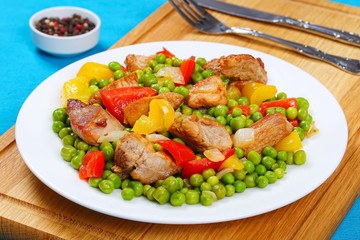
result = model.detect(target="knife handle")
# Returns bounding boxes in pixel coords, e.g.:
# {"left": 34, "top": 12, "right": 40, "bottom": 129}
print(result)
{"left": 278, "top": 16, "right": 360, "bottom": 46}
{"left": 228, "top": 27, "right": 360, "bottom": 75}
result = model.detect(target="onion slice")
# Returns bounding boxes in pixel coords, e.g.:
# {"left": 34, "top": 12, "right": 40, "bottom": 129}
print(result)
{"left": 216, "top": 168, "right": 234, "bottom": 179}
{"left": 145, "top": 134, "right": 170, "bottom": 143}
{"left": 156, "top": 66, "right": 184, "bottom": 85}
{"left": 202, "top": 191, "right": 218, "bottom": 202}
{"left": 204, "top": 148, "right": 225, "bottom": 162}
{"left": 232, "top": 128, "right": 255, "bottom": 148}
{"left": 97, "top": 130, "right": 128, "bottom": 143}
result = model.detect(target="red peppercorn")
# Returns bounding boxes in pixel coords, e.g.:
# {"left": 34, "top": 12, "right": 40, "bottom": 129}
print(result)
{"left": 60, "top": 27, "right": 65, "bottom": 34}
{"left": 76, "top": 24, "right": 82, "bottom": 30}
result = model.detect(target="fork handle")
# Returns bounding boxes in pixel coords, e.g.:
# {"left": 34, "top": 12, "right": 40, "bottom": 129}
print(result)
{"left": 228, "top": 27, "right": 360, "bottom": 75}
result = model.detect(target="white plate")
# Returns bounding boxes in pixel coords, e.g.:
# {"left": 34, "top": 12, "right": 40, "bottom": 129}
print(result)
{"left": 16, "top": 41, "right": 348, "bottom": 224}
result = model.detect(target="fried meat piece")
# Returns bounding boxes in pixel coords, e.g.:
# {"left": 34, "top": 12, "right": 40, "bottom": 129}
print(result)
{"left": 169, "top": 114, "right": 232, "bottom": 153}
{"left": 67, "top": 99, "right": 124, "bottom": 146}
{"left": 88, "top": 72, "right": 138, "bottom": 106}
{"left": 124, "top": 54, "right": 155, "bottom": 72}
{"left": 204, "top": 54, "right": 268, "bottom": 87}
{"left": 123, "top": 92, "right": 184, "bottom": 126}
{"left": 242, "top": 112, "right": 293, "bottom": 156}
{"left": 112, "top": 132, "right": 181, "bottom": 184}
{"left": 185, "top": 75, "right": 227, "bottom": 108}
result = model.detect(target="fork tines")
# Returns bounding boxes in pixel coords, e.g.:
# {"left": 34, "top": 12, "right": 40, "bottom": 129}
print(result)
{"left": 169, "top": 0, "right": 206, "bottom": 25}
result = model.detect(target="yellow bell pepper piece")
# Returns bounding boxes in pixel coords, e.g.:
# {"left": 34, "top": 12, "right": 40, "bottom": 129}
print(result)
{"left": 226, "top": 85, "right": 242, "bottom": 100}
{"left": 274, "top": 131, "right": 303, "bottom": 152}
{"left": 132, "top": 99, "right": 175, "bottom": 134}
{"left": 61, "top": 76, "right": 91, "bottom": 107}
{"left": 218, "top": 154, "right": 244, "bottom": 171}
{"left": 76, "top": 62, "right": 114, "bottom": 81}
{"left": 241, "top": 82, "right": 277, "bottom": 106}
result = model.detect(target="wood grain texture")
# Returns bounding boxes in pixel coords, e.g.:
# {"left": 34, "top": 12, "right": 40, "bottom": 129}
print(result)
{"left": 1, "top": 0, "right": 360, "bottom": 239}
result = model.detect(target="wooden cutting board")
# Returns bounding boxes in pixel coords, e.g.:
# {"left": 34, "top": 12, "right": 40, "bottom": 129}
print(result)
{"left": 1, "top": 0, "right": 360, "bottom": 239}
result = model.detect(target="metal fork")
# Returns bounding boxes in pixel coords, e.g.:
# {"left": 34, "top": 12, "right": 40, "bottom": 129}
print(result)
{"left": 168, "top": 0, "right": 360, "bottom": 75}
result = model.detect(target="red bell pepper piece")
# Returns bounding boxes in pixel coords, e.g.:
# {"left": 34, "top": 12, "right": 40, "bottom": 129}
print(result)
{"left": 121, "top": 65, "right": 129, "bottom": 73}
{"left": 179, "top": 59, "right": 196, "bottom": 86}
{"left": 259, "top": 98, "right": 297, "bottom": 116}
{"left": 156, "top": 47, "right": 175, "bottom": 58}
{"left": 181, "top": 148, "right": 235, "bottom": 179}
{"left": 79, "top": 151, "right": 105, "bottom": 180}
{"left": 228, "top": 105, "right": 251, "bottom": 116}
{"left": 288, "top": 118, "right": 299, "bottom": 127}
{"left": 156, "top": 140, "right": 196, "bottom": 167}
{"left": 101, "top": 86, "right": 157, "bottom": 123}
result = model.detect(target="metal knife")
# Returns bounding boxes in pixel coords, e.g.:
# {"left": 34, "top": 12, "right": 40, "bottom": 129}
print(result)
{"left": 196, "top": 0, "right": 360, "bottom": 47}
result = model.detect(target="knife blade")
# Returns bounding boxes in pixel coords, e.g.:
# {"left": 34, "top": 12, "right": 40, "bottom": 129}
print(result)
{"left": 196, "top": 0, "right": 360, "bottom": 47}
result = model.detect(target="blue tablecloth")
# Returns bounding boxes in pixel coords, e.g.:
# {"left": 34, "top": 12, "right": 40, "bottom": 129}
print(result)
{"left": 0, "top": 0, "right": 358, "bottom": 238}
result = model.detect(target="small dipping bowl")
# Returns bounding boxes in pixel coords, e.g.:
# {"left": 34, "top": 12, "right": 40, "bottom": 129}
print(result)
{"left": 29, "top": 6, "right": 101, "bottom": 57}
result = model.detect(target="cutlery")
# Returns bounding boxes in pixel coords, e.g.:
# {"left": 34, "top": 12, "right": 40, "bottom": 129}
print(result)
{"left": 196, "top": 0, "right": 360, "bottom": 47}
{"left": 168, "top": 0, "right": 360, "bottom": 75}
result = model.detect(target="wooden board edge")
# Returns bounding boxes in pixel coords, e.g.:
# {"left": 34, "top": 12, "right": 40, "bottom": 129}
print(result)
{"left": 295, "top": 0, "right": 360, "bottom": 15}
{"left": 0, "top": 126, "right": 15, "bottom": 152}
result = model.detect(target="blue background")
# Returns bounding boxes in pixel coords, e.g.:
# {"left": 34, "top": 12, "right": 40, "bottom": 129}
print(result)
{"left": 0, "top": 0, "right": 358, "bottom": 238}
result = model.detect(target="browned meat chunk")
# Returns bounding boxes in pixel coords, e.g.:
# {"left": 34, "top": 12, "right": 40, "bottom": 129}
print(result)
{"left": 124, "top": 54, "right": 155, "bottom": 72}
{"left": 204, "top": 54, "right": 268, "bottom": 87}
{"left": 112, "top": 132, "right": 181, "bottom": 184}
{"left": 123, "top": 92, "right": 184, "bottom": 126}
{"left": 243, "top": 112, "right": 293, "bottom": 156}
{"left": 169, "top": 114, "right": 232, "bottom": 153}
{"left": 186, "top": 75, "right": 227, "bottom": 108}
{"left": 67, "top": 99, "right": 124, "bottom": 146}
{"left": 88, "top": 72, "right": 138, "bottom": 106}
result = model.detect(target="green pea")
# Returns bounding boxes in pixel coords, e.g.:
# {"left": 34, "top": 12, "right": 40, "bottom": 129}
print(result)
{"left": 275, "top": 107, "right": 287, "bottom": 116}
{"left": 185, "top": 190, "right": 200, "bottom": 205}
{"left": 226, "top": 99, "right": 237, "bottom": 109}
{"left": 98, "top": 79, "right": 110, "bottom": 88}
{"left": 155, "top": 53, "right": 166, "bottom": 64}
{"left": 271, "top": 163, "right": 279, "bottom": 171}
{"left": 163, "top": 176, "right": 178, "bottom": 194}
{"left": 248, "top": 104, "right": 259, "bottom": 115}
{"left": 102, "top": 170, "right": 112, "bottom": 179}
{"left": 192, "top": 110, "right": 203, "bottom": 117}
{"left": 215, "top": 116, "right": 226, "bottom": 126}
{"left": 221, "top": 173, "right": 235, "bottom": 185}
{"left": 165, "top": 58, "right": 173, "bottom": 66}
{"left": 202, "top": 168, "right": 216, "bottom": 180}
{"left": 53, "top": 108, "right": 68, "bottom": 123}
{"left": 89, "top": 177, "right": 102, "bottom": 188}
{"left": 153, "top": 143, "right": 163, "bottom": 151}
{"left": 108, "top": 61, "right": 122, "bottom": 71}
{"left": 153, "top": 64, "right": 165, "bottom": 73}
{"left": 102, "top": 145, "right": 115, "bottom": 162}
{"left": 220, "top": 75, "right": 230, "bottom": 85}
{"left": 185, "top": 84, "right": 193, "bottom": 89}
{"left": 170, "top": 191, "right": 186, "bottom": 206}
{"left": 99, "top": 180, "right": 114, "bottom": 194}
{"left": 262, "top": 156, "right": 276, "bottom": 170}
{"left": 231, "top": 107, "right": 243, "bottom": 117}
{"left": 300, "top": 120, "right": 311, "bottom": 131}
{"left": 297, "top": 108, "right": 308, "bottom": 121}
{"left": 286, "top": 107, "right": 298, "bottom": 120}
{"left": 89, "top": 85, "right": 99, "bottom": 94}
{"left": 294, "top": 127, "right": 305, "bottom": 141}
{"left": 176, "top": 177, "right": 184, "bottom": 190}
{"left": 294, "top": 150, "right": 306, "bottom": 165}
{"left": 121, "top": 179, "right": 131, "bottom": 189}
{"left": 266, "top": 107, "right": 276, "bottom": 116}
{"left": 173, "top": 86, "right": 189, "bottom": 98}
{"left": 77, "top": 141, "right": 89, "bottom": 151}
{"left": 190, "top": 174, "right": 204, "bottom": 187}
{"left": 255, "top": 164, "right": 267, "bottom": 175}
{"left": 274, "top": 168, "right": 285, "bottom": 179}
{"left": 191, "top": 71, "right": 203, "bottom": 84}
{"left": 88, "top": 146, "right": 99, "bottom": 152}
{"left": 61, "top": 145, "right": 77, "bottom": 162}
{"left": 143, "top": 184, "right": 152, "bottom": 196}
{"left": 234, "top": 180, "right": 246, "bottom": 193}
{"left": 207, "top": 175, "right": 219, "bottom": 186}
{"left": 277, "top": 160, "right": 287, "bottom": 171}
{"left": 122, "top": 187, "right": 135, "bottom": 200}
{"left": 225, "top": 184, "right": 235, "bottom": 197}
{"left": 161, "top": 131, "right": 170, "bottom": 138}
{"left": 200, "top": 192, "right": 214, "bottom": 206}
{"left": 199, "top": 182, "right": 211, "bottom": 191}
{"left": 52, "top": 121, "right": 65, "bottom": 133}
{"left": 180, "top": 187, "right": 189, "bottom": 194}
{"left": 286, "top": 152, "right": 294, "bottom": 165}
{"left": 230, "top": 117, "right": 246, "bottom": 131}
{"left": 243, "top": 160, "right": 255, "bottom": 173}
{"left": 235, "top": 147, "right": 244, "bottom": 159}
{"left": 262, "top": 146, "right": 277, "bottom": 159}
{"left": 277, "top": 151, "right": 288, "bottom": 161}
{"left": 201, "top": 69, "right": 214, "bottom": 79}
{"left": 256, "top": 176, "right": 269, "bottom": 188}
{"left": 247, "top": 151, "right": 261, "bottom": 165}
{"left": 158, "top": 86, "right": 171, "bottom": 94}
{"left": 207, "top": 107, "right": 216, "bottom": 116}
{"left": 196, "top": 57, "right": 207, "bottom": 67}
{"left": 236, "top": 96, "right": 250, "bottom": 106}
{"left": 114, "top": 69, "right": 124, "bottom": 79}
{"left": 226, "top": 114, "right": 233, "bottom": 125}
{"left": 153, "top": 186, "right": 171, "bottom": 205}
{"left": 58, "top": 127, "right": 72, "bottom": 139}
{"left": 143, "top": 73, "right": 157, "bottom": 87}
{"left": 194, "top": 63, "right": 203, "bottom": 72}
{"left": 245, "top": 119, "right": 254, "bottom": 127}
{"left": 88, "top": 78, "right": 98, "bottom": 86}
{"left": 150, "top": 83, "right": 161, "bottom": 91}
{"left": 172, "top": 57, "right": 182, "bottom": 67}
{"left": 155, "top": 179, "right": 164, "bottom": 188}
{"left": 265, "top": 171, "right": 277, "bottom": 184}
{"left": 172, "top": 137, "right": 186, "bottom": 145}
{"left": 70, "top": 153, "right": 84, "bottom": 170}
{"left": 104, "top": 161, "right": 114, "bottom": 170}
{"left": 233, "top": 169, "right": 246, "bottom": 180}
{"left": 214, "top": 105, "right": 229, "bottom": 117}
{"left": 306, "top": 114, "right": 313, "bottom": 124}
{"left": 107, "top": 173, "right": 121, "bottom": 189}
{"left": 212, "top": 184, "right": 226, "bottom": 199}
{"left": 163, "top": 79, "right": 175, "bottom": 91}
{"left": 251, "top": 112, "right": 263, "bottom": 122}
{"left": 297, "top": 97, "right": 310, "bottom": 110}
{"left": 130, "top": 181, "right": 144, "bottom": 196}
{"left": 276, "top": 92, "right": 287, "bottom": 100}
{"left": 100, "top": 142, "right": 112, "bottom": 151}
{"left": 146, "top": 187, "right": 156, "bottom": 201}
{"left": 244, "top": 174, "right": 257, "bottom": 188}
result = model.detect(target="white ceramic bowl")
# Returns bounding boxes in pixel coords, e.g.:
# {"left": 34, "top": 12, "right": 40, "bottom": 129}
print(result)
{"left": 29, "top": 6, "right": 101, "bottom": 57}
